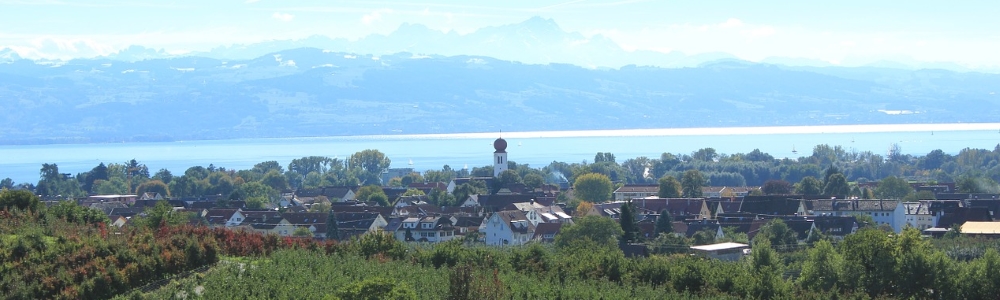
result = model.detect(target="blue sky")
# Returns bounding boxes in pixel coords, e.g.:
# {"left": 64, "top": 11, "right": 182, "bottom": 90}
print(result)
{"left": 2, "top": 0, "right": 998, "bottom": 68}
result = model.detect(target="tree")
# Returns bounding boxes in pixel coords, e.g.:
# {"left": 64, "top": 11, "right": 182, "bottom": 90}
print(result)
{"left": 452, "top": 180, "right": 487, "bottom": 205}
{"left": 399, "top": 172, "right": 423, "bottom": 187}
{"left": 681, "top": 169, "right": 705, "bottom": 198}
{"left": 840, "top": 228, "right": 896, "bottom": 297}
{"left": 655, "top": 209, "right": 674, "bottom": 236}
{"left": 152, "top": 168, "right": 173, "bottom": 184}
{"left": 554, "top": 216, "right": 624, "bottom": 250}
{"left": 135, "top": 180, "right": 170, "bottom": 196}
{"left": 356, "top": 185, "right": 390, "bottom": 206}
{"left": 323, "top": 213, "right": 340, "bottom": 239}
{"left": 798, "top": 239, "right": 843, "bottom": 292}
{"left": 619, "top": 201, "right": 639, "bottom": 243}
{"left": 823, "top": 173, "right": 850, "bottom": 197}
{"left": 0, "top": 178, "right": 12, "bottom": 189}
{"left": 293, "top": 227, "right": 313, "bottom": 237}
{"left": 657, "top": 175, "right": 682, "bottom": 198}
{"left": 402, "top": 188, "right": 425, "bottom": 197}
{"left": 494, "top": 169, "right": 522, "bottom": 191}
{"left": 522, "top": 173, "right": 544, "bottom": 190}
{"left": 231, "top": 181, "right": 279, "bottom": 203}
{"left": 762, "top": 180, "right": 793, "bottom": 195}
{"left": 260, "top": 169, "right": 290, "bottom": 191}
{"left": 875, "top": 175, "right": 914, "bottom": 199}
{"left": 573, "top": 173, "right": 613, "bottom": 202}
{"left": 252, "top": 160, "right": 284, "bottom": 175}
{"left": 796, "top": 176, "right": 822, "bottom": 195}
{"left": 333, "top": 277, "right": 417, "bottom": 300}
{"left": 349, "top": 149, "right": 391, "bottom": 184}
{"left": 288, "top": 156, "right": 336, "bottom": 176}
{"left": 691, "top": 148, "right": 718, "bottom": 162}
{"left": 574, "top": 201, "right": 594, "bottom": 217}
{"left": 755, "top": 219, "right": 798, "bottom": 249}
{"left": 0, "top": 189, "right": 40, "bottom": 212}
{"left": 135, "top": 200, "right": 187, "bottom": 229}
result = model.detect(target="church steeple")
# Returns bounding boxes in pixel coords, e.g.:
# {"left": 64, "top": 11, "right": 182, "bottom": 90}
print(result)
{"left": 493, "top": 133, "right": 508, "bottom": 177}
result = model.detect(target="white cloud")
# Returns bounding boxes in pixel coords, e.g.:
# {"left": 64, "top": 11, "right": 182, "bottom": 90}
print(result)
{"left": 272, "top": 12, "right": 294, "bottom": 22}
{"left": 362, "top": 9, "right": 392, "bottom": 25}
{"left": 719, "top": 18, "right": 743, "bottom": 29}
{"left": 742, "top": 26, "right": 775, "bottom": 38}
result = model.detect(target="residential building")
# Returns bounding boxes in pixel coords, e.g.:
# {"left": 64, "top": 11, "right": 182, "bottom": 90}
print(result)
{"left": 482, "top": 210, "right": 535, "bottom": 246}
{"left": 809, "top": 199, "right": 905, "bottom": 232}
{"left": 613, "top": 184, "right": 659, "bottom": 201}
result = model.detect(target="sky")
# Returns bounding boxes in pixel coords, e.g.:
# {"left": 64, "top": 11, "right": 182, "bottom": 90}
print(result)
{"left": 2, "top": 0, "right": 999, "bottom": 68}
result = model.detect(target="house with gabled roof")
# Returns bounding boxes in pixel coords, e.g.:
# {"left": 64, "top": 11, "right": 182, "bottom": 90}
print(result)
{"left": 407, "top": 182, "right": 448, "bottom": 194}
{"left": 810, "top": 199, "right": 905, "bottom": 232}
{"left": 631, "top": 198, "right": 713, "bottom": 220}
{"left": 740, "top": 196, "right": 808, "bottom": 216}
{"left": 903, "top": 201, "right": 937, "bottom": 230}
{"left": 237, "top": 210, "right": 285, "bottom": 234}
{"left": 461, "top": 194, "right": 555, "bottom": 213}
{"left": 204, "top": 208, "right": 245, "bottom": 228}
{"left": 447, "top": 177, "right": 494, "bottom": 194}
{"left": 613, "top": 184, "right": 659, "bottom": 201}
{"left": 139, "top": 192, "right": 164, "bottom": 201}
{"left": 532, "top": 223, "right": 563, "bottom": 243}
{"left": 482, "top": 210, "right": 535, "bottom": 246}
{"left": 280, "top": 212, "right": 328, "bottom": 237}
{"left": 333, "top": 212, "right": 388, "bottom": 239}
{"left": 811, "top": 215, "right": 858, "bottom": 240}
{"left": 387, "top": 215, "right": 457, "bottom": 243}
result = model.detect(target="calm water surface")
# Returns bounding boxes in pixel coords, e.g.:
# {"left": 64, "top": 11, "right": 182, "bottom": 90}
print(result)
{"left": 2, "top": 124, "right": 999, "bottom": 185}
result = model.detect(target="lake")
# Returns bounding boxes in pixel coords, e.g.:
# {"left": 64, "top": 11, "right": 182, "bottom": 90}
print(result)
{"left": 2, "top": 123, "right": 999, "bottom": 185}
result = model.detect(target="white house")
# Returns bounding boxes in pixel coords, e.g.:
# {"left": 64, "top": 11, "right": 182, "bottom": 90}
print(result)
{"left": 482, "top": 210, "right": 535, "bottom": 246}
{"left": 391, "top": 216, "right": 457, "bottom": 243}
{"left": 204, "top": 208, "right": 245, "bottom": 228}
{"left": 810, "top": 199, "right": 905, "bottom": 232}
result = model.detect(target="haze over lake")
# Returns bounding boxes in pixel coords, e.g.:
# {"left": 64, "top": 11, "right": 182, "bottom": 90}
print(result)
{"left": 3, "top": 123, "right": 999, "bottom": 185}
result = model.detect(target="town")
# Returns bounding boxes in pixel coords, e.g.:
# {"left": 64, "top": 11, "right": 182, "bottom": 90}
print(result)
{"left": 4, "top": 138, "right": 1000, "bottom": 299}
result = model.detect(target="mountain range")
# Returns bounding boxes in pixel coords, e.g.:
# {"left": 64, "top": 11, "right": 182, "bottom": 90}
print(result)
{"left": 1, "top": 45, "right": 999, "bottom": 145}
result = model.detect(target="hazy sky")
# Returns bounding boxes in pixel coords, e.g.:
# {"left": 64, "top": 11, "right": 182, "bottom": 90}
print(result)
{"left": 2, "top": 0, "right": 998, "bottom": 67}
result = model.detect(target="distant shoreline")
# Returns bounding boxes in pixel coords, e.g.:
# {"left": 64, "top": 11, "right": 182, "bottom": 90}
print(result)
{"left": 338, "top": 123, "right": 1000, "bottom": 141}
{"left": 4, "top": 123, "right": 1000, "bottom": 146}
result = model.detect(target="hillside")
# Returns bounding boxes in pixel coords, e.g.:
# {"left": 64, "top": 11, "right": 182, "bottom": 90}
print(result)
{"left": 1, "top": 49, "right": 999, "bottom": 144}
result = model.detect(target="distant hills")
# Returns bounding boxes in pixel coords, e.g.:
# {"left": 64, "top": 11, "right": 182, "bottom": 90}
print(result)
{"left": 1, "top": 46, "right": 999, "bottom": 145}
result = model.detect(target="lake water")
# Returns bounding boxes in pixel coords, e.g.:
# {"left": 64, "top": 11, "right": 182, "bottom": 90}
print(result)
{"left": 2, "top": 123, "right": 1000, "bottom": 185}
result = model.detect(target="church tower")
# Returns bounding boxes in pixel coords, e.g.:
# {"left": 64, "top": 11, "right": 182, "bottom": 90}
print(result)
{"left": 493, "top": 136, "right": 508, "bottom": 177}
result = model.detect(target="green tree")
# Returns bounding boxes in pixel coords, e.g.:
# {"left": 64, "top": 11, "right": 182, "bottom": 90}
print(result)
{"left": 522, "top": 173, "right": 545, "bottom": 190}
{"left": 619, "top": 201, "right": 639, "bottom": 243}
{"left": 495, "top": 169, "right": 522, "bottom": 189}
{"left": 762, "top": 180, "right": 792, "bottom": 195}
{"left": 231, "top": 181, "right": 279, "bottom": 202}
{"left": 152, "top": 168, "right": 173, "bottom": 184}
{"left": 0, "top": 178, "right": 13, "bottom": 189}
{"left": 840, "top": 228, "right": 896, "bottom": 297}
{"left": 554, "top": 216, "right": 623, "bottom": 250}
{"left": 745, "top": 242, "right": 788, "bottom": 299}
{"left": 135, "top": 179, "right": 170, "bottom": 196}
{"left": 326, "top": 212, "right": 340, "bottom": 240}
{"left": 292, "top": 227, "right": 313, "bottom": 237}
{"left": 134, "top": 200, "right": 187, "bottom": 229}
{"left": 260, "top": 169, "right": 290, "bottom": 191}
{"left": 681, "top": 169, "right": 705, "bottom": 198}
{"left": 402, "top": 188, "right": 425, "bottom": 197}
{"left": 452, "top": 180, "right": 487, "bottom": 205}
{"left": 349, "top": 149, "right": 391, "bottom": 185}
{"left": 798, "top": 239, "right": 842, "bottom": 292}
{"left": 0, "top": 189, "right": 40, "bottom": 212}
{"left": 755, "top": 219, "right": 798, "bottom": 249}
{"left": 796, "top": 176, "right": 822, "bottom": 195}
{"left": 572, "top": 173, "right": 613, "bottom": 202}
{"left": 875, "top": 175, "right": 914, "bottom": 199}
{"left": 657, "top": 175, "right": 682, "bottom": 198}
{"left": 92, "top": 178, "right": 129, "bottom": 195}
{"left": 252, "top": 160, "right": 284, "bottom": 175}
{"left": 332, "top": 277, "right": 417, "bottom": 300}
{"left": 654, "top": 209, "right": 674, "bottom": 236}
{"left": 356, "top": 185, "right": 390, "bottom": 207}
{"left": 823, "top": 173, "right": 850, "bottom": 197}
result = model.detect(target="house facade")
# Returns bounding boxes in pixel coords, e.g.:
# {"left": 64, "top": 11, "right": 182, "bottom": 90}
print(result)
{"left": 810, "top": 199, "right": 905, "bottom": 232}
{"left": 482, "top": 210, "right": 535, "bottom": 246}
